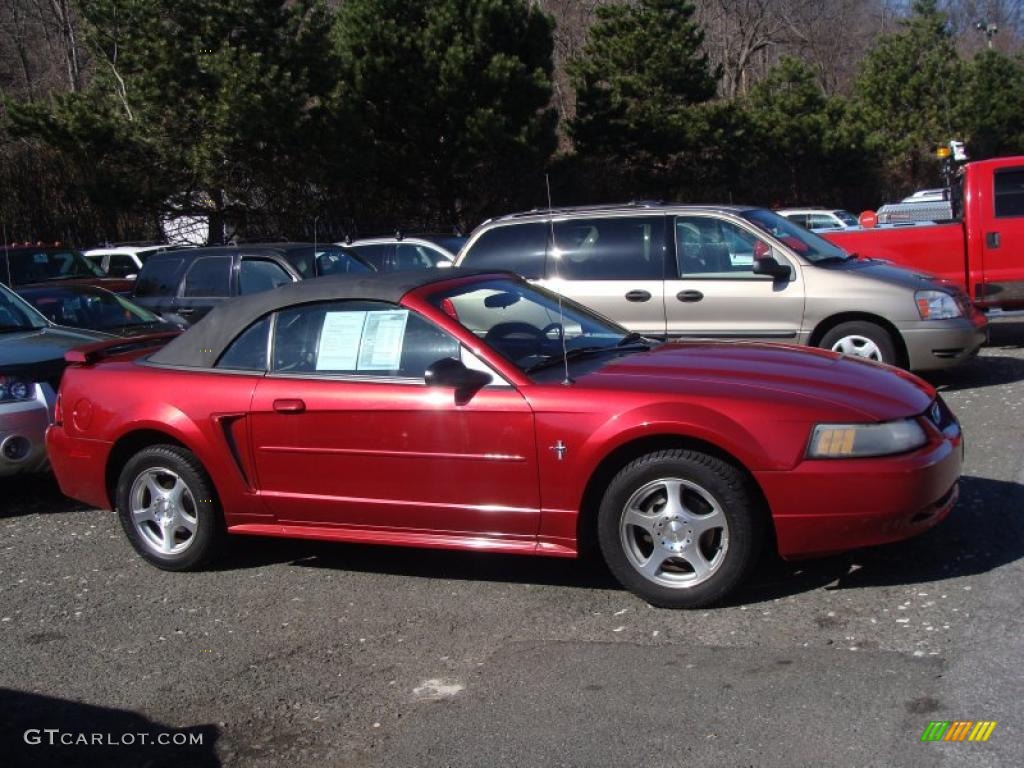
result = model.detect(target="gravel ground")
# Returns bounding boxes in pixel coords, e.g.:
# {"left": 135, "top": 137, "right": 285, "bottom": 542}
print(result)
{"left": 2, "top": 320, "right": 1022, "bottom": 767}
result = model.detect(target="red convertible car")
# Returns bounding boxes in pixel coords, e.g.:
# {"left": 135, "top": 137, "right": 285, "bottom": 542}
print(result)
{"left": 46, "top": 271, "right": 962, "bottom": 607}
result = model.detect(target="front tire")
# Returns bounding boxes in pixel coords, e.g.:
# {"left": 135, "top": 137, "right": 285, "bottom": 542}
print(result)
{"left": 116, "top": 445, "right": 224, "bottom": 571}
{"left": 597, "top": 450, "right": 764, "bottom": 608}
{"left": 819, "top": 321, "right": 897, "bottom": 366}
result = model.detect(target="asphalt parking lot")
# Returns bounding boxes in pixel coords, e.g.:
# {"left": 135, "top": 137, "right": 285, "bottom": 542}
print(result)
{"left": 2, "top": 321, "right": 1022, "bottom": 768}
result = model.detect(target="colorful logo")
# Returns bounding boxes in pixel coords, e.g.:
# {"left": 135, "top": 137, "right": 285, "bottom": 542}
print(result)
{"left": 921, "top": 721, "right": 997, "bottom": 742}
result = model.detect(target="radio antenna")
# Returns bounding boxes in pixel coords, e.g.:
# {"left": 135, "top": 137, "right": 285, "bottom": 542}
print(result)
{"left": 546, "top": 174, "right": 572, "bottom": 385}
{"left": 2, "top": 219, "right": 11, "bottom": 288}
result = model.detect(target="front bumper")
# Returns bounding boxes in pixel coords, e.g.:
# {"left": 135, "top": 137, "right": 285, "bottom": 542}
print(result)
{"left": 755, "top": 429, "right": 962, "bottom": 559}
{"left": 901, "top": 314, "right": 987, "bottom": 371}
{"left": 0, "top": 384, "right": 54, "bottom": 477}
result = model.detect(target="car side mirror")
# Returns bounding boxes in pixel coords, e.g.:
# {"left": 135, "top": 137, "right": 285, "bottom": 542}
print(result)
{"left": 424, "top": 357, "right": 492, "bottom": 404}
{"left": 752, "top": 256, "right": 792, "bottom": 280}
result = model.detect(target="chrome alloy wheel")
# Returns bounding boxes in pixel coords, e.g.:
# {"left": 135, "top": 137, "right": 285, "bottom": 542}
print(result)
{"left": 129, "top": 467, "right": 199, "bottom": 556}
{"left": 619, "top": 478, "right": 729, "bottom": 589}
{"left": 831, "top": 334, "right": 882, "bottom": 361}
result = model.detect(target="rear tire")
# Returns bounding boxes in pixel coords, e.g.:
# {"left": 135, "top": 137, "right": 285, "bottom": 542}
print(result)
{"left": 819, "top": 321, "right": 897, "bottom": 366}
{"left": 597, "top": 450, "right": 763, "bottom": 608}
{"left": 116, "top": 444, "right": 224, "bottom": 571}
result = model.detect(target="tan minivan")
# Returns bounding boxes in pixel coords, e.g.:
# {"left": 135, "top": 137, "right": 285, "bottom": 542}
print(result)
{"left": 454, "top": 204, "right": 987, "bottom": 371}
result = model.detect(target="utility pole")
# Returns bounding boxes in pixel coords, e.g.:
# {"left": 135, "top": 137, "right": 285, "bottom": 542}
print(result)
{"left": 975, "top": 20, "right": 999, "bottom": 49}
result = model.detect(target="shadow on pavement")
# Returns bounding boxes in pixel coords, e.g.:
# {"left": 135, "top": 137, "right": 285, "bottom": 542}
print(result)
{"left": 0, "top": 473, "right": 88, "bottom": 518}
{"left": 1, "top": 688, "right": 220, "bottom": 768}
{"left": 738, "top": 474, "right": 1024, "bottom": 604}
{"left": 220, "top": 534, "right": 621, "bottom": 591}
{"left": 219, "top": 475, "right": 1022, "bottom": 606}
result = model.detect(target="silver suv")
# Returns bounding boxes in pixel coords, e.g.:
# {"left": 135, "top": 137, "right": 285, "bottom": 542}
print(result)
{"left": 454, "top": 204, "right": 986, "bottom": 371}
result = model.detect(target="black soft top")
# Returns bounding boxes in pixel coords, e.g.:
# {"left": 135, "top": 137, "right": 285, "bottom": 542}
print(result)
{"left": 148, "top": 269, "right": 507, "bottom": 368}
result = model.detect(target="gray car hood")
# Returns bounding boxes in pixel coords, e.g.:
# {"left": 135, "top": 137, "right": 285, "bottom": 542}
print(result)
{"left": 0, "top": 326, "right": 106, "bottom": 367}
{"left": 814, "top": 257, "right": 954, "bottom": 292}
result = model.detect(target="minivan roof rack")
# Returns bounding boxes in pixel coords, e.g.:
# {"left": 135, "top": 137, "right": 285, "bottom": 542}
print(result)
{"left": 503, "top": 200, "right": 668, "bottom": 219}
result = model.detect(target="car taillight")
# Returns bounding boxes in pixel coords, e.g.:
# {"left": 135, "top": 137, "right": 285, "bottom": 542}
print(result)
{"left": 53, "top": 392, "right": 63, "bottom": 426}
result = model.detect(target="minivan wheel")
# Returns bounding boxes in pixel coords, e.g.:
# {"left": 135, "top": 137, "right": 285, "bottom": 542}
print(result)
{"left": 597, "top": 450, "right": 763, "bottom": 608}
{"left": 819, "top": 321, "right": 896, "bottom": 365}
{"left": 116, "top": 445, "right": 224, "bottom": 571}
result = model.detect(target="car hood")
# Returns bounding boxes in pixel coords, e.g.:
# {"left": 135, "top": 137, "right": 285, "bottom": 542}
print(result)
{"left": 815, "top": 257, "right": 955, "bottom": 292}
{"left": 577, "top": 341, "right": 935, "bottom": 422}
{"left": 20, "top": 277, "right": 135, "bottom": 294}
{"left": 0, "top": 326, "right": 106, "bottom": 366}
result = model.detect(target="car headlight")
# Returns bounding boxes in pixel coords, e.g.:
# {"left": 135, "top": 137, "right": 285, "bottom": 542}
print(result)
{"left": 807, "top": 419, "right": 927, "bottom": 458}
{"left": 915, "top": 290, "right": 962, "bottom": 320}
{"left": 0, "top": 376, "right": 35, "bottom": 402}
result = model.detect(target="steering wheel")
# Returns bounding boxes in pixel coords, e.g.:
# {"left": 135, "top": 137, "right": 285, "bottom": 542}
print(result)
{"left": 484, "top": 321, "right": 551, "bottom": 362}
{"left": 540, "top": 322, "right": 564, "bottom": 341}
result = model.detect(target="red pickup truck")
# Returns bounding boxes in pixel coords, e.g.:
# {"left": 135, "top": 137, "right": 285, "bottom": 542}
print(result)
{"left": 824, "top": 156, "right": 1024, "bottom": 312}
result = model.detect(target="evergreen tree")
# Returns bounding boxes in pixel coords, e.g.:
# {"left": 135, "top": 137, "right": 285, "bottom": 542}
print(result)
{"left": 330, "top": 0, "right": 556, "bottom": 229}
{"left": 567, "top": 0, "right": 718, "bottom": 195}
{"left": 958, "top": 50, "right": 1024, "bottom": 159}
{"left": 853, "top": 0, "right": 964, "bottom": 194}
{"left": 7, "top": 0, "right": 334, "bottom": 242}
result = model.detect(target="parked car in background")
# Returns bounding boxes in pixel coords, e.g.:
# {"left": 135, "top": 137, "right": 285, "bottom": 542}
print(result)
{"left": 342, "top": 233, "right": 464, "bottom": 271}
{"left": 83, "top": 243, "right": 188, "bottom": 279}
{"left": 2, "top": 244, "right": 134, "bottom": 294}
{"left": 47, "top": 270, "right": 962, "bottom": 608}
{"left": 131, "top": 244, "right": 308, "bottom": 326}
{"left": 18, "top": 284, "right": 181, "bottom": 337}
{"left": 454, "top": 203, "right": 986, "bottom": 371}
{"left": 823, "top": 156, "right": 1024, "bottom": 312}
{"left": 273, "top": 242, "right": 376, "bottom": 280}
{"left": 0, "top": 283, "right": 105, "bottom": 476}
{"left": 776, "top": 208, "right": 859, "bottom": 231}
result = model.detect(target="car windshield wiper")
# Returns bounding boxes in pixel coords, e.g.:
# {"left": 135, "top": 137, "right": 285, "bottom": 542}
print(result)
{"left": 616, "top": 332, "right": 653, "bottom": 347}
{"left": 526, "top": 342, "right": 650, "bottom": 373}
{"left": 813, "top": 254, "right": 850, "bottom": 265}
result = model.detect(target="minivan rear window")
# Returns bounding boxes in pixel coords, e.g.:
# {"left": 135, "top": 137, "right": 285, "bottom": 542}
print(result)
{"left": 460, "top": 223, "right": 547, "bottom": 279}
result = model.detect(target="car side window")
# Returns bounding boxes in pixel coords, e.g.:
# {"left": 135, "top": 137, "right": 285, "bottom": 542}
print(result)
{"left": 459, "top": 223, "right": 547, "bottom": 279}
{"left": 346, "top": 244, "right": 392, "bottom": 271}
{"left": 675, "top": 216, "right": 770, "bottom": 278}
{"left": 107, "top": 255, "right": 138, "bottom": 278}
{"left": 808, "top": 214, "right": 836, "bottom": 229}
{"left": 395, "top": 243, "right": 442, "bottom": 270}
{"left": 182, "top": 256, "right": 232, "bottom": 297}
{"left": 315, "top": 247, "right": 374, "bottom": 276}
{"left": 134, "top": 258, "right": 185, "bottom": 297}
{"left": 215, "top": 315, "right": 271, "bottom": 370}
{"left": 994, "top": 168, "right": 1024, "bottom": 218}
{"left": 239, "top": 258, "right": 292, "bottom": 295}
{"left": 550, "top": 216, "right": 664, "bottom": 280}
{"left": 272, "top": 300, "right": 460, "bottom": 380}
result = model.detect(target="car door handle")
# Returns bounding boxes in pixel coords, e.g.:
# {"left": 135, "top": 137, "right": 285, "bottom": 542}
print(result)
{"left": 624, "top": 290, "right": 652, "bottom": 302}
{"left": 986, "top": 232, "right": 1000, "bottom": 248}
{"left": 177, "top": 307, "right": 196, "bottom": 316}
{"left": 273, "top": 399, "right": 306, "bottom": 414}
{"left": 676, "top": 290, "right": 704, "bottom": 302}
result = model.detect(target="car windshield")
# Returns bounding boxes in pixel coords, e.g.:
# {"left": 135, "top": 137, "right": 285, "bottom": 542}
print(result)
{"left": 5, "top": 248, "right": 106, "bottom": 285}
{"left": 21, "top": 286, "right": 162, "bottom": 332}
{"left": 741, "top": 209, "right": 850, "bottom": 263}
{"left": 836, "top": 210, "right": 858, "bottom": 226}
{"left": 429, "top": 277, "right": 648, "bottom": 374}
{"left": 0, "top": 284, "right": 48, "bottom": 331}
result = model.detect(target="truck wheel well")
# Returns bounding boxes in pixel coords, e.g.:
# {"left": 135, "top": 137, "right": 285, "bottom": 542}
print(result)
{"left": 809, "top": 312, "right": 908, "bottom": 368}
{"left": 105, "top": 430, "right": 189, "bottom": 508}
{"left": 576, "top": 435, "right": 774, "bottom": 556}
